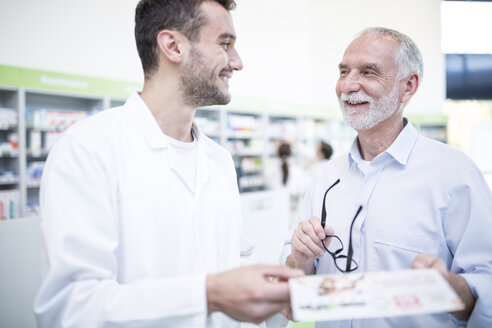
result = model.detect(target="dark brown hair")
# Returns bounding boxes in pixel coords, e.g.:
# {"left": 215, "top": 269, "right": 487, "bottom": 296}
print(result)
{"left": 319, "top": 141, "right": 333, "bottom": 160}
{"left": 135, "top": 0, "right": 236, "bottom": 79}
{"left": 278, "top": 143, "right": 292, "bottom": 186}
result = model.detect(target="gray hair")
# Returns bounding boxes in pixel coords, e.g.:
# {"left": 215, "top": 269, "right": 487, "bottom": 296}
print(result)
{"left": 358, "top": 27, "right": 424, "bottom": 82}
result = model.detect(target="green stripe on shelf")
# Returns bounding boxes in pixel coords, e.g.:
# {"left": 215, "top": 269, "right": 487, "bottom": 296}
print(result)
{"left": 0, "top": 65, "right": 21, "bottom": 86}
{"left": 106, "top": 79, "right": 142, "bottom": 99}
{"left": 290, "top": 321, "right": 315, "bottom": 328}
{"left": 0, "top": 64, "right": 142, "bottom": 98}
{"left": 19, "top": 67, "right": 107, "bottom": 95}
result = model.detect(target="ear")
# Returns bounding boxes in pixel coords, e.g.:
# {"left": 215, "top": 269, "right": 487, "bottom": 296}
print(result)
{"left": 156, "top": 30, "right": 185, "bottom": 64}
{"left": 401, "top": 73, "right": 419, "bottom": 104}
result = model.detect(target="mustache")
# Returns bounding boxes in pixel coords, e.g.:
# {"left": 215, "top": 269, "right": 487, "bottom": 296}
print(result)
{"left": 340, "top": 92, "right": 373, "bottom": 103}
{"left": 219, "top": 68, "right": 233, "bottom": 75}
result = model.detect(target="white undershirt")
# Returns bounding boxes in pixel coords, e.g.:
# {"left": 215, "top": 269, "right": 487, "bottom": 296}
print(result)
{"left": 162, "top": 133, "right": 198, "bottom": 192}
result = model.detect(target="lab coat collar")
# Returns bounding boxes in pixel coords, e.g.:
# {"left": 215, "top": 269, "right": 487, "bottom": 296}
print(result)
{"left": 124, "top": 92, "right": 215, "bottom": 154}
{"left": 348, "top": 117, "right": 418, "bottom": 168}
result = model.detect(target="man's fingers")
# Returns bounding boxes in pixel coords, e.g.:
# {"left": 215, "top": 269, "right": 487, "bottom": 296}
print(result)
{"left": 324, "top": 225, "right": 335, "bottom": 237}
{"left": 281, "top": 307, "right": 293, "bottom": 321}
{"left": 307, "top": 216, "right": 326, "bottom": 239}
{"left": 251, "top": 301, "right": 292, "bottom": 323}
{"left": 295, "top": 231, "right": 324, "bottom": 256}
{"left": 412, "top": 253, "right": 448, "bottom": 277}
{"left": 259, "top": 264, "right": 304, "bottom": 281}
{"left": 293, "top": 237, "right": 319, "bottom": 258}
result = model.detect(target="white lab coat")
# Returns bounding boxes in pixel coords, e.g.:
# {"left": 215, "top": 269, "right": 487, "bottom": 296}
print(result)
{"left": 34, "top": 93, "right": 250, "bottom": 327}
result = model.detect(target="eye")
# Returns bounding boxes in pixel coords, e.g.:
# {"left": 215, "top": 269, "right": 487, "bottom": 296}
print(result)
{"left": 362, "top": 70, "right": 375, "bottom": 76}
{"left": 220, "top": 42, "right": 231, "bottom": 50}
{"left": 339, "top": 70, "right": 349, "bottom": 76}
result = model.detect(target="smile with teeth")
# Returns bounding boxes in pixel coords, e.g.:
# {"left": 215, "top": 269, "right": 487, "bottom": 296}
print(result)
{"left": 346, "top": 100, "right": 369, "bottom": 105}
{"left": 340, "top": 93, "right": 372, "bottom": 107}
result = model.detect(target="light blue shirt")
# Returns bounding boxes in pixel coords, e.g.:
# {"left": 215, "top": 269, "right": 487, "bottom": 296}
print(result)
{"left": 287, "top": 119, "right": 492, "bottom": 328}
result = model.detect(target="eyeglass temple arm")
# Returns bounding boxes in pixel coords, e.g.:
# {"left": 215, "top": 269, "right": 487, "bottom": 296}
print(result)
{"left": 346, "top": 205, "right": 363, "bottom": 272}
{"left": 321, "top": 179, "right": 340, "bottom": 228}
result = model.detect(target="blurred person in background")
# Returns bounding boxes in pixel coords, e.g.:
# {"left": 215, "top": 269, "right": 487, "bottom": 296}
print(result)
{"left": 265, "top": 142, "right": 307, "bottom": 220}
{"left": 305, "top": 141, "right": 334, "bottom": 186}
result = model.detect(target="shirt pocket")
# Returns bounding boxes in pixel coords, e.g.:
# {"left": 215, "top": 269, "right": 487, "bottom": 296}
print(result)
{"left": 372, "top": 228, "right": 441, "bottom": 269}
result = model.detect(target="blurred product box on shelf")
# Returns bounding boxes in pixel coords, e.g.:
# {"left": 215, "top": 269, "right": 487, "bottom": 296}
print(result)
{"left": 0, "top": 190, "right": 20, "bottom": 220}
{"left": 0, "top": 170, "right": 18, "bottom": 184}
{"left": 0, "top": 108, "right": 18, "bottom": 128}
{"left": 30, "top": 130, "right": 42, "bottom": 153}
{"left": 194, "top": 116, "right": 220, "bottom": 136}
{"left": 227, "top": 114, "right": 259, "bottom": 132}
{"left": 0, "top": 133, "right": 19, "bottom": 154}
{"left": 240, "top": 157, "right": 263, "bottom": 173}
{"left": 33, "top": 109, "right": 87, "bottom": 130}
{"left": 227, "top": 138, "right": 264, "bottom": 154}
{"left": 239, "top": 174, "right": 264, "bottom": 190}
{"left": 8, "top": 132, "right": 18, "bottom": 150}
{"left": 27, "top": 161, "right": 45, "bottom": 182}
{"left": 268, "top": 118, "right": 298, "bottom": 141}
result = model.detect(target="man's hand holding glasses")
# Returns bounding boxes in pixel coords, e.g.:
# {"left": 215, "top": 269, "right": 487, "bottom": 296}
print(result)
{"left": 287, "top": 179, "right": 362, "bottom": 274}
{"left": 288, "top": 216, "right": 336, "bottom": 274}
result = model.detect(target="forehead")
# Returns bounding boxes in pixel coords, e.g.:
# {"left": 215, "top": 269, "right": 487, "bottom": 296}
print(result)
{"left": 341, "top": 34, "right": 400, "bottom": 70}
{"left": 198, "top": 1, "right": 236, "bottom": 40}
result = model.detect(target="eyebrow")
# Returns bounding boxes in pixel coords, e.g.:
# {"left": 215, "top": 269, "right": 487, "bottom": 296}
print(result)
{"left": 338, "top": 63, "right": 381, "bottom": 72}
{"left": 219, "top": 33, "right": 236, "bottom": 41}
{"left": 362, "top": 63, "right": 380, "bottom": 72}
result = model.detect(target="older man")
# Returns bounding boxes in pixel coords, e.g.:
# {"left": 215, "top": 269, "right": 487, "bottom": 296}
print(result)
{"left": 285, "top": 27, "right": 492, "bottom": 327}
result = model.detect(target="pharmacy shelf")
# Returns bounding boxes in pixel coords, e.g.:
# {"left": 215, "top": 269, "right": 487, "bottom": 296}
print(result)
{"left": 0, "top": 88, "right": 20, "bottom": 220}
{"left": 0, "top": 65, "right": 142, "bottom": 218}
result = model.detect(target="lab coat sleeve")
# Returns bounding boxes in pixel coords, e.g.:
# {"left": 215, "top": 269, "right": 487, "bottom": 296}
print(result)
{"left": 34, "top": 134, "right": 208, "bottom": 328}
{"left": 443, "top": 160, "right": 492, "bottom": 327}
{"left": 280, "top": 184, "right": 314, "bottom": 266}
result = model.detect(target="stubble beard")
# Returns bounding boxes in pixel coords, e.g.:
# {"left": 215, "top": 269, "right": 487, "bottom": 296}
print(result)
{"left": 339, "top": 82, "right": 400, "bottom": 131}
{"left": 181, "top": 46, "right": 230, "bottom": 108}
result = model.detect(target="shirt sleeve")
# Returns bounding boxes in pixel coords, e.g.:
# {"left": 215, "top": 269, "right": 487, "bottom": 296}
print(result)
{"left": 34, "top": 135, "right": 208, "bottom": 328}
{"left": 240, "top": 234, "right": 256, "bottom": 266}
{"left": 443, "top": 161, "right": 492, "bottom": 326}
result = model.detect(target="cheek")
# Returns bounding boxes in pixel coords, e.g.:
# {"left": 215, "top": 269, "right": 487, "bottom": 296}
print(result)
{"left": 335, "top": 81, "right": 342, "bottom": 97}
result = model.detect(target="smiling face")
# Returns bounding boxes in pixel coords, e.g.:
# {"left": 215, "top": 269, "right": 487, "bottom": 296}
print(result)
{"left": 336, "top": 34, "right": 403, "bottom": 131}
{"left": 180, "top": 1, "right": 243, "bottom": 107}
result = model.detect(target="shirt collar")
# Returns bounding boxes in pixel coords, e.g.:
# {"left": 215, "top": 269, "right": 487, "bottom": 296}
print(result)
{"left": 125, "top": 92, "right": 214, "bottom": 153}
{"left": 348, "top": 117, "right": 418, "bottom": 167}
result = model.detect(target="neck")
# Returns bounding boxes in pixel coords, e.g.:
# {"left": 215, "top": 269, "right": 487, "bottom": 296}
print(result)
{"left": 139, "top": 77, "right": 196, "bottom": 142}
{"left": 357, "top": 111, "right": 404, "bottom": 161}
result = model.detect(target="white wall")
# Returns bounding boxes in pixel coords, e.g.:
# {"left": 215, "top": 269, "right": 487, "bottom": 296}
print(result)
{"left": 0, "top": 0, "right": 142, "bottom": 83}
{"left": 0, "top": 0, "right": 444, "bottom": 115}
{"left": 232, "top": 0, "right": 444, "bottom": 115}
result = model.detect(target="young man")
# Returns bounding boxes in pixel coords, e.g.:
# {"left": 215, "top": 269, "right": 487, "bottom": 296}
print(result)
{"left": 285, "top": 27, "right": 492, "bottom": 327}
{"left": 34, "top": 1, "right": 302, "bottom": 327}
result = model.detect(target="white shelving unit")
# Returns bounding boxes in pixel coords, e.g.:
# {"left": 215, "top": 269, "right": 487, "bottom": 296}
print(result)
{"left": 0, "top": 86, "right": 128, "bottom": 218}
{"left": 225, "top": 111, "right": 266, "bottom": 192}
{"left": 0, "top": 88, "right": 21, "bottom": 220}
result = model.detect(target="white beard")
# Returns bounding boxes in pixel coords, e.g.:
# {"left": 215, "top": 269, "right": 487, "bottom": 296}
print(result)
{"left": 339, "top": 83, "right": 400, "bottom": 130}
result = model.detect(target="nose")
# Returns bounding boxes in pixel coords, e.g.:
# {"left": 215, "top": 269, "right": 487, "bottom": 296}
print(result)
{"left": 338, "top": 71, "right": 361, "bottom": 94}
{"left": 229, "top": 48, "right": 243, "bottom": 71}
